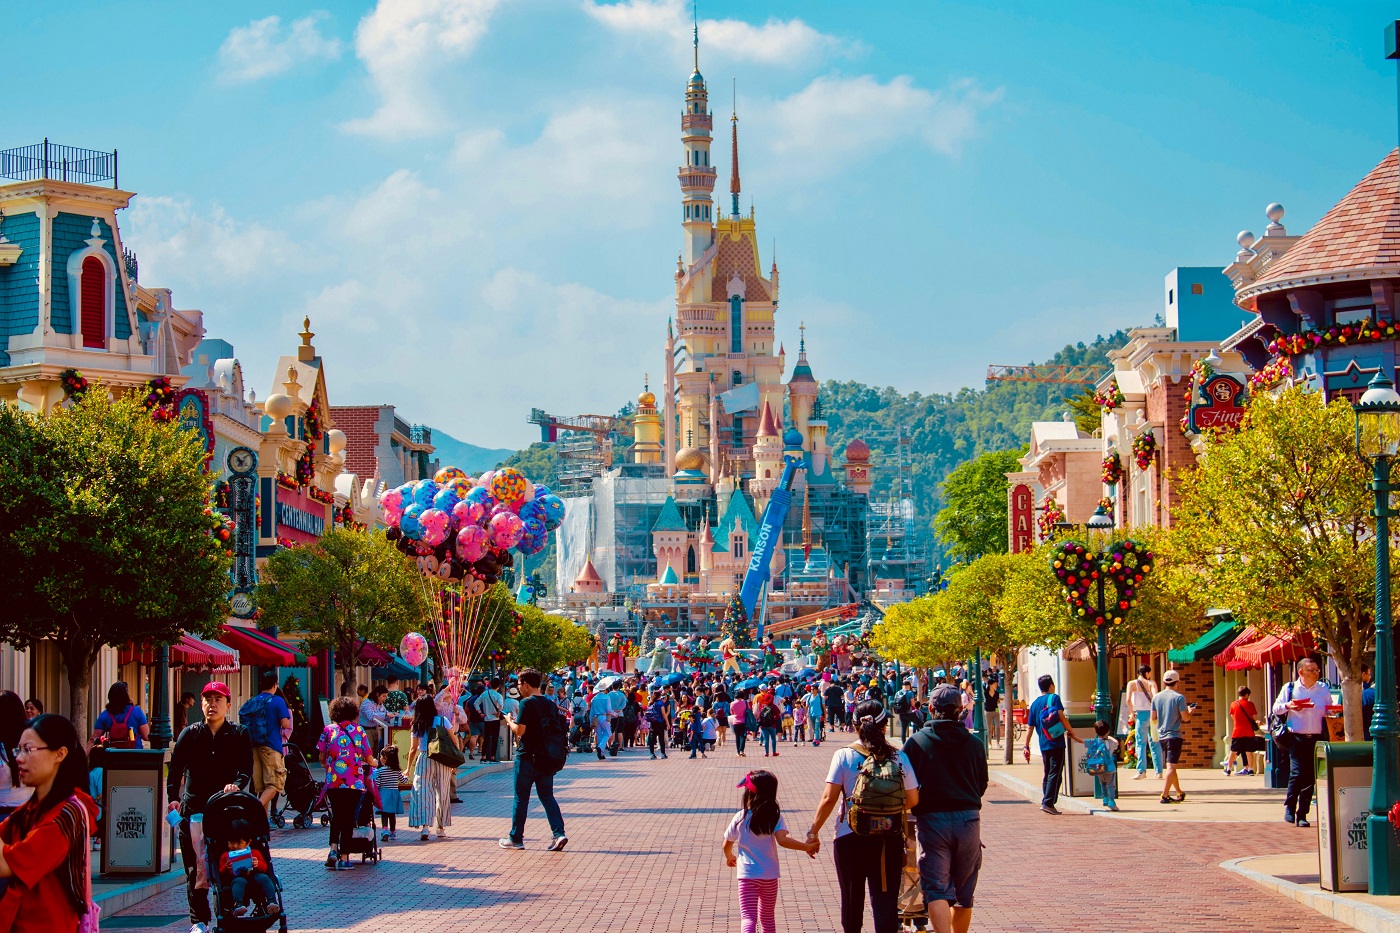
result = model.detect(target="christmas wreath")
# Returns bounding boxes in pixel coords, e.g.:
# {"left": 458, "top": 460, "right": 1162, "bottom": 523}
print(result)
{"left": 1102, "top": 451, "right": 1124, "bottom": 486}
{"left": 1131, "top": 431, "right": 1157, "bottom": 470}
{"left": 59, "top": 368, "right": 88, "bottom": 400}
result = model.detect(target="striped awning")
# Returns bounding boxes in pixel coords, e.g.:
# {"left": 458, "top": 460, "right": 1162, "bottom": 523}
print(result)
{"left": 119, "top": 635, "right": 239, "bottom": 672}
{"left": 1215, "top": 626, "right": 1314, "bottom": 670}
{"left": 220, "top": 624, "right": 316, "bottom": 667}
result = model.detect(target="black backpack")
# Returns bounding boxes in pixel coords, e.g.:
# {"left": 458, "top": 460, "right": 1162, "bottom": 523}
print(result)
{"left": 759, "top": 704, "right": 780, "bottom": 728}
{"left": 530, "top": 699, "right": 569, "bottom": 775}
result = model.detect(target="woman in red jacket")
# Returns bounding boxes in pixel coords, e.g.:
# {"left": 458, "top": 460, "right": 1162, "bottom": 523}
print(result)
{"left": 0, "top": 714, "right": 97, "bottom": 933}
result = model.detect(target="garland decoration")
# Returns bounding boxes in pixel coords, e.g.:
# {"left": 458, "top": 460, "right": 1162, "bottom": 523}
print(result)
{"left": 1266, "top": 318, "right": 1400, "bottom": 359}
{"left": 59, "top": 369, "right": 88, "bottom": 400}
{"left": 205, "top": 507, "right": 235, "bottom": 558}
{"left": 275, "top": 471, "right": 300, "bottom": 492}
{"left": 294, "top": 445, "right": 316, "bottom": 486}
{"left": 303, "top": 397, "right": 324, "bottom": 442}
{"left": 1048, "top": 538, "right": 1154, "bottom": 626}
{"left": 1036, "top": 496, "right": 1066, "bottom": 539}
{"left": 1094, "top": 379, "right": 1125, "bottom": 412}
{"left": 1102, "top": 451, "right": 1124, "bottom": 486}
{"left": 143, "top": 377, "right": 176, "bottom": 422}
{"left": 1249, "top": 356, "right": 1292, "bottom": 392}
{"left": 307, "top": 485, "right": 335, "bottom": 505}
{"left": 1131, "top": 431, "right": 1157, "bottom": 470}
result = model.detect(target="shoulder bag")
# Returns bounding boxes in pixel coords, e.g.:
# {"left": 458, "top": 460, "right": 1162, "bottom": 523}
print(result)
{"left": 1268, "top": 682, "right": 1294, "bottom": 739}
{"left": 428, "top": 717, "right": 467, "bottom": 769}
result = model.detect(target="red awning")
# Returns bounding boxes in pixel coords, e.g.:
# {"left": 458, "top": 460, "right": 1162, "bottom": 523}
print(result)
{"left": 357, "top": 642, "right": 391, "bottom": 665}
{"left": 221, "top": 624, "right": 296, "bottom": 666}
{"left": 1215, "top": 625, "right": 1315, "bottom": 670}
{"left": 119, "top": 635, "right": 238, "bottom": 671}
{"left": 231, "top": 625, "right": 317, "bottom": 667}
{"left": 1234, "top": 631, "right": 1316, "bottom": 669}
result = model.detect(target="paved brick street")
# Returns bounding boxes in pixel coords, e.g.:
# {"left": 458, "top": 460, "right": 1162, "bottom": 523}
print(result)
{"left": 108, "top": 738, "right": 1350, "bottom": 932}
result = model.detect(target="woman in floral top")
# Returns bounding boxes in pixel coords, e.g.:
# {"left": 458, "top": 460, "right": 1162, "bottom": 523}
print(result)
{"left": 316, "top": 697, "right": 374, "bottom": 871}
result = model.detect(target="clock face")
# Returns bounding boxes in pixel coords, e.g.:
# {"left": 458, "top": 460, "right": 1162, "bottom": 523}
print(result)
{"left": 228, "top": 448, "right": 255, "bottom": 474}
{"left": 231, "top": 592, "right": 253, "bottom": 617}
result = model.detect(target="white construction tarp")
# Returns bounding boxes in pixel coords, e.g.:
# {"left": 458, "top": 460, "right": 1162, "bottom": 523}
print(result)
{"left": 718, "top": 382, "right": 760, "bottom": 415}
{"left": 555, "top": 495, "right": 593, "bottom": 596}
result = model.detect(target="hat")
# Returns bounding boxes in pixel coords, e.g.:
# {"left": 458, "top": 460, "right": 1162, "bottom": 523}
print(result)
{"left": 201, "top": 681, "right": 231, "bottom": 700}
{"left": 1162, "top": 670, "right": 1180, "bottom": 684}
{"left": 929, "top": 684, "right": 962, "bottom": 709}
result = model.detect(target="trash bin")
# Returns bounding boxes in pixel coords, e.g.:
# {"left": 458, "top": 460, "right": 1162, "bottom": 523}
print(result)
{"left": 1064, "top": 713, "right": 1098, "bottom": 798}
{"left": 1317, "top": 741, "right": 1373, "bottom": 892}
{"left": 99, "top": 748, "right": 172, "bottom": 875}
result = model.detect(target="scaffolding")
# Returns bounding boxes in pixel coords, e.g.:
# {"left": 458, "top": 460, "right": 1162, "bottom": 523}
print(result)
{"left": 862, "top": 426, "right": 927, "bottom": 598}
{"left": 528, "top": 408, "right": 625, "bottom": 496}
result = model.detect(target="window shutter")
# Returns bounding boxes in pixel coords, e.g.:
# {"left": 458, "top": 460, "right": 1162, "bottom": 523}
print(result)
{"left": 81, "top": 255, "right": 105, "bottom": 348}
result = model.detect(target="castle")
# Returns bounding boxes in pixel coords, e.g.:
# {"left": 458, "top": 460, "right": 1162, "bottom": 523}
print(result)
{"left": 552, "top": 38, "right": 876, "bottom": 629}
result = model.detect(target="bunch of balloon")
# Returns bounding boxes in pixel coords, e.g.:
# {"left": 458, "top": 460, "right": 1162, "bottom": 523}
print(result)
{"left": 381, "top": 466, "right": 565, "bottom": 689}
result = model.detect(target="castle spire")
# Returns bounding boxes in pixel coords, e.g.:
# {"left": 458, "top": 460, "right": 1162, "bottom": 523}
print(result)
{"left": 693, "top": 0, "right": 699, "bottom": 72}
{"left": 730, "top": 81, "right": 741, "bottom": 218}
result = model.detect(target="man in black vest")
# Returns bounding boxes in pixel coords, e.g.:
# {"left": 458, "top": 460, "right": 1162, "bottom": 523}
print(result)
{"left": 902, "top": 684, "right": 988, "bottom": 933}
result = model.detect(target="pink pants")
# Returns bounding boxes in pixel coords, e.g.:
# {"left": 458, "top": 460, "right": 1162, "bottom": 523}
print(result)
{"left": 738, "top": 877, "right": 779, "bottom": 933}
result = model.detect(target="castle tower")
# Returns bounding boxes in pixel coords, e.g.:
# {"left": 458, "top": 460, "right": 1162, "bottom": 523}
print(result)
{"left": 663, "top": 320, "right": 677, "bottom": 476}
{"left": 632, "top": 379, "right": 662, "bottom": 464}
{"left": 678, "top": 23, "right": 716, "bottom": 268}
{"left": 788, "top": 323, "right": 818, "bottom": 449}
{"left": 749, "top": 399, "right": 783, "bottom": 510}
{"left": 808, "top": 392, "right": 829, "bottom": 475}
{"left": 843, "top": 438, "right": 873, "bottom": 495}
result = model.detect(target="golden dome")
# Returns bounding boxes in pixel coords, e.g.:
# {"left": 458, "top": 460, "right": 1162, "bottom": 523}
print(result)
{"left": 675, "top": 446, "right": 706, "bottom": 472}
{"left": 638, "top": 390, "right": 657, "bottom": 408}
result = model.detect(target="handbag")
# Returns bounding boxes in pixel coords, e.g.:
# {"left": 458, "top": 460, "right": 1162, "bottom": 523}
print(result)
{"left": 428, "top": 720, "right": 466, "bottom": 769}
{"left": 1268, "top": 683, "right": 1294, "bottom": 739}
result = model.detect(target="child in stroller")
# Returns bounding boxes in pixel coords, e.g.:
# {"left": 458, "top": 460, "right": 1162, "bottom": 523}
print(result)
{"left": 219, "top": 819, "right": 281, "bottom": 919}
{"left": 203, "top": 790, "right": 287, "bottom": 933}
{"left": 275, "top": 743, "right": 328, "bottom": 829}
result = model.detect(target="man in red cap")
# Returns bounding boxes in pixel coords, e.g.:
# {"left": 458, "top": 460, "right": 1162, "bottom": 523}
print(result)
{"left": 167, "top": 681, "right": 254, "bottom": 933}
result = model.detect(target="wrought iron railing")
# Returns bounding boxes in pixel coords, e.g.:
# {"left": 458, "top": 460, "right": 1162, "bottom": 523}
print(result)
{"left": 0, "top": 140, "right": 118, "bottom": 187}
{"left": 122, "top": 247, "right": 138, "bottom": 282}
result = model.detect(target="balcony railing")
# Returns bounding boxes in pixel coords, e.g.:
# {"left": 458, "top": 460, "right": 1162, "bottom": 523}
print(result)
{"left": 0, "top": 140, "right": 118, "bottom": 188}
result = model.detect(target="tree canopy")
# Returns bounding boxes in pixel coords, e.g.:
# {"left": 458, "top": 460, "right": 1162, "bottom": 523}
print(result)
{"left": 256, "top": 529, "right": 424, "bottom": 688}
{"left": 1171, "top": 386, "right": 1382, "bottom": 738}
{"left": 0, "top": 390, "right": 231, "bottom": 735}
{"left": 933, "top": 449, "right": 1026, "bottom": 562}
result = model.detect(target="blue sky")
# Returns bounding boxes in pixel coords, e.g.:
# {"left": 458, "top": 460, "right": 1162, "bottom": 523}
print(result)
{"left": 12, "top": 1, "right": 1400, "bottom": 447}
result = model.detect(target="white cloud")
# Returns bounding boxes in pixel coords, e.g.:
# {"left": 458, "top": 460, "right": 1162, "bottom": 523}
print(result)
{"left": 343, "top": 0, "right": 502, "bottom": 138}
{"left": 583, "top": 0, "right": 841, "bottom": 66}
{"left": 122, "top": 196, "right": 300, "bottom": 285}
{"left": 767, "top": 75, "right": 1001, "bottom": 171}
{"left": 217, "top": 13, "right": 342, "bottom": 84}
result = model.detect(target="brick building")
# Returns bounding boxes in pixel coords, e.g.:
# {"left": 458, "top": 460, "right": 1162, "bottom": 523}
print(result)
{"left": 330, "top": 404, "right": 438, "bottom": 493}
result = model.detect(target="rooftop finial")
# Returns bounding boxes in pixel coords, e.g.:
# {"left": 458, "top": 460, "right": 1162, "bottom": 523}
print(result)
{"left": 799, "top": 321, "right": 806, "bottom": 353}
{"left": 644, "top": 372, "right": 650, "bottom": 392}
{"left": 693, "top": 0, "right": 699, "bottom": 71}
{"left": 730, "top": 79, "right": 741, "bottom": 217}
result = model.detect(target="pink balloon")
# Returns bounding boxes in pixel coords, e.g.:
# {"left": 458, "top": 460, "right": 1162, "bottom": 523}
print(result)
{"left": 419, "top": 508, "right": 450, "bottom": 547}
{"left": 477, "top": 470, "right": 495, "bottom": 488}
{"left": 489, "top": 511, "right": 524, "bottom": 549}
{"left": 455, "top": 524, "right": 489, "bottom": 562}
{"left": 382, "top": 503, "right": 404, "bottom": 527}
{"left": 522, "top": 481, "right": 536, "bottom": 502}
{"left": 451, "top": 500, "right": 486, "bottom": 529}
{"left": 381, "top": 489, "right": 405, "bottom": 511}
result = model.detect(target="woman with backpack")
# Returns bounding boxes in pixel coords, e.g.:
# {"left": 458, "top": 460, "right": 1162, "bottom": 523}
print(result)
{"left": 90, "top": 682, "right": 148, "bottom": 749}
{"left": 804, "top": 700, "right": 920, "bottom": 933}
{"left": 758, "top": 701, "right": 781, "bottom": 757}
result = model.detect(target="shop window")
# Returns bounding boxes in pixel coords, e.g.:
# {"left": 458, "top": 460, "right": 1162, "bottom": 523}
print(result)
{"left": 80, "top": 255, "right": 106, "bottom": 349}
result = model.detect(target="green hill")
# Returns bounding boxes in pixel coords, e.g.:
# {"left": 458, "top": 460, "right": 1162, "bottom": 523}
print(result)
{"left": 427, "top": 429, "right": 515, "bottom": 474}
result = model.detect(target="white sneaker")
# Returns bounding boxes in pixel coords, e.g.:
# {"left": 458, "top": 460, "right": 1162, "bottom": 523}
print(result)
{"left": 191, "top": 924, "right": 210, "bottom": 933}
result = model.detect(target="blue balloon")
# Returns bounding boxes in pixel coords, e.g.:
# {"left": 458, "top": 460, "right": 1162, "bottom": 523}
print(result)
{"left": 519, "top": 499, "right": 545, "bottom": 523}
{"left": 523, "top": 517, "right": 546, "bottom": 538}
{"left": 532, "top": 484, "right": 552, "bottom": 498}
{"left": 433, "top": 487, "right": 462, "bottom": 512}
{"left": 401, "top": 503, "right": 426, "bottom": 539}
{"left": 412, "top": 480, "right": 440, "bottom": 508}
{"left": 540, "top": 494, "right": 565, "bottom": 524}
{"left": 464, "top": 486, "right": 492, "bottom": 507}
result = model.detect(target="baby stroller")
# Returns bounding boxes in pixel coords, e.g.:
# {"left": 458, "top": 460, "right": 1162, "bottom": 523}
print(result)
{"left": 570, "top": 715, "right": 594, "bottom": 753}
{"left": 277, "top": 743, "right": 329, "bottom": 829}
{"left": 334, "top": 781, "right": 383, "bottom": 865}
{"left": 203, "top": 790, "right": 288, "bottom": 933}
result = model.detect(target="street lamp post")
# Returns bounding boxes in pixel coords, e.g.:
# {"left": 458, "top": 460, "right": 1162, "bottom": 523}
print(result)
{"left": 1353, "top": 369, "right": 1400, "bottom": 894}
{"left": 1085, "top": 506, "right": 1117, "bottom": 728}
{"left": 971, "top": 647, "right": 986, "bottom": 748}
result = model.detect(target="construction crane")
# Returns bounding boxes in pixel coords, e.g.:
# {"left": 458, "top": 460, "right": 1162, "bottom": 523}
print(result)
{"left": 527, "top": 409, "right": 626, "bottom": 495}
{"left": 985, "top": 364, "right": 1108, "bottom": 385}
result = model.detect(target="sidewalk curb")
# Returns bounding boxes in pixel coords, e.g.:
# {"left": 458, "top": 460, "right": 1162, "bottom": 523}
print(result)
{"left": 1220, "top": 856, "right": 1400, "bottom": 933}
{"left": 93, "top": 870, "right": 185, "bottom": 913}
{"left": 456, "top": 760, "right": 511, "bottom": 790}
{"left": 988, "top": 768, "right": 1096, "bottom": 815}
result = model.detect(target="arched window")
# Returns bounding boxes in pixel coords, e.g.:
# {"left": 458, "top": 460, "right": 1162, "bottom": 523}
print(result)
{"left": 80, "top": 255, "right": 106, "bottom": 348}
{"left": 686, "top": 546, "right": 696, "bottom": 574}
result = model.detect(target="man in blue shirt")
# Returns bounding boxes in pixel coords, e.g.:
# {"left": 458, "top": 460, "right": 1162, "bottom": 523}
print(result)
{"left": 1023, "top": 674, "right": 1079, "bottom": 815}
{"left": 249, "top": 670, "right": 292, "bottom": 817}
{"left": 1362, "top": 664, "right": 1376, "bottom": 742}
{"left": 803, "top": 686, "right": 825, "bottom": 745}
{"left": 589, "top": 687, "right": 615, "bottom": 761}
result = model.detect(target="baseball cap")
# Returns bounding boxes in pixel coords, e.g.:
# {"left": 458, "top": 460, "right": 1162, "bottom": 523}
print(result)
{"left": 1162, "top": 670, "right": 1180, "bottom": 684}
{"left": 201, "top": 681, "right": 231, "bottom": 700}
{"left": 930, "top": 684, "right": 962, "bottom": 709}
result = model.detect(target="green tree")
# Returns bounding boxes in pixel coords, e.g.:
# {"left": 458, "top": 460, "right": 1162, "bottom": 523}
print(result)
{"left": 933, "top": 449, "right": 1026, "bottom": 561}
{"left": 256, "top": 529, "right": 424, "bottom": 689}
{"left": 1171, "top": 387, "right": 1379, "bottom": 739}
{"left": 0, "top": 390, "right": 231, "bottom": 736}
{"left": 503, "top": 602, "right": 596, "bottom": 672}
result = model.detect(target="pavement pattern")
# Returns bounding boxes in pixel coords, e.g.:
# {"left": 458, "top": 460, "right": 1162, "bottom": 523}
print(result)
{"left": 106, "top": 734, "right": 1353, "bottom": 932}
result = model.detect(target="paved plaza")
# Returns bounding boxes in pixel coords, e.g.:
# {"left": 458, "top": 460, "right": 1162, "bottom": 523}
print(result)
{"left": 106, "top": 738, "right": 1349, "bottom": 932}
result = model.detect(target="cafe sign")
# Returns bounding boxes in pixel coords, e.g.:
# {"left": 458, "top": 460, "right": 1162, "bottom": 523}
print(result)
{"left": 1009, "top": 483, "right": 1034, "bottom": 553}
